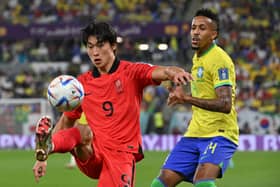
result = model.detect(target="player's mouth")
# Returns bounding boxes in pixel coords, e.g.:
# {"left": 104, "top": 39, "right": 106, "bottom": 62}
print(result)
{"left": 94, "top": 58, "right": 102, "bottom": 64}
{"left": 192, "top": 37, "right": 200, "bottom": 45}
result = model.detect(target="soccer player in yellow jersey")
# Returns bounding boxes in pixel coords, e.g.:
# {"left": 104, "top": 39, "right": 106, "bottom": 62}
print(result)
{"left": 151, "top": 8, "right": 239, "bottom": 187}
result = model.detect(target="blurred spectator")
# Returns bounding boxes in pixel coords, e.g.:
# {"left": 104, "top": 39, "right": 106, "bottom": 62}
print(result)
{"left": 0, "top": 0, "right": 189, "bottom": 24}
{"left": 0, "top": 0, "right": 280, "bottom": 134}
{"left": 168, "top": 106, "right": 191, "bottom": 134}
{"left": 239, "top": 122, "right": 252, "bottom": 134}
{"left": 140, "top": 101, "right": 151, "bottom": 134}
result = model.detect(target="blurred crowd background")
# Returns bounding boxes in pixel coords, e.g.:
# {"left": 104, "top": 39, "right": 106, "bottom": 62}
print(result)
{"left": 0, "top": 0, "right": 280, "bottom": 135}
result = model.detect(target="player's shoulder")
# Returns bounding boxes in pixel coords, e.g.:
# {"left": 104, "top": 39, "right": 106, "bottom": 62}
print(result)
{"left": 119, "top": 60, "right": 151, "bottom": 70}
{"left": 121, "top": 60, "right": 155, "bottom": 68}
{"left": 213, "top": 45, "right": 230, "bottom": 57}
{"left": 119, "top": 60, "right": 132, "bottom": 67}
{"left": 212, "top": 45, "right": 233, "bottom": 63}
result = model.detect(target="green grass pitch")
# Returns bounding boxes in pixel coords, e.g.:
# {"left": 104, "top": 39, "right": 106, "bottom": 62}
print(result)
{"left": 0, "top": 150, "right": 279, "bottom": 187}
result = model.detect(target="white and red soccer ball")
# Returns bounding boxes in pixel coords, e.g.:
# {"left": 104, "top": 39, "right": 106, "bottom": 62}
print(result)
{"left": 47, "top": 75, "right": 84, "bottom": 111}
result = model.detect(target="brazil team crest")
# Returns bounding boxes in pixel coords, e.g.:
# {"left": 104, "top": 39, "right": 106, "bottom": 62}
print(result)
{"left": 197, "top": 67, "right": 204, "bottom": 78}
{"left": 218, "top": 68, "right": 229, "bottom": 80}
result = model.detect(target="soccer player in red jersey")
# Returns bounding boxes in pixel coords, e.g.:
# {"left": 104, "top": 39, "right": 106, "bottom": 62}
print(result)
{"left": 32, "top": 21, "right": 193, "bottom": 186}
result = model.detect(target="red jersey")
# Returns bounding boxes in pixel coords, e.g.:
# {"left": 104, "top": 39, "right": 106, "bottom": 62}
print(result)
{"left": 64, "top": 58, "right": 159, "bottom": 161}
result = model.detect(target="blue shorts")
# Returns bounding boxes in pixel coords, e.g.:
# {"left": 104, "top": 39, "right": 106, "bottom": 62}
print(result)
{"left": 162, "top": 136, "right": 237, "bottom": 183}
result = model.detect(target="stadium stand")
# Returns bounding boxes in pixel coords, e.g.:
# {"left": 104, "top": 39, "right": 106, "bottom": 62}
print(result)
{"left": 0, "top": 0, "right": 279, "bottom": 134}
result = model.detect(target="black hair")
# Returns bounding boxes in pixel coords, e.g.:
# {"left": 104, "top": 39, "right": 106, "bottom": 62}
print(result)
{"left": 81, "top": 21, "right": 117, "bottom": 46}
{"left": 195, "top": 8, "right": 219, "bottom": 38}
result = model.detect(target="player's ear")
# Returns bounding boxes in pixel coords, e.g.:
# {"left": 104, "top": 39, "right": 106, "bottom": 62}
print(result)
{"left": 211, "top": 30, "right": 218, "bottom": 40}
{"left": 111, "top": 43, "right": 117, "bottom": 51}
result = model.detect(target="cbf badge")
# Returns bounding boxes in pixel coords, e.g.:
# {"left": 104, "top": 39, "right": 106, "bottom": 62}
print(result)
{"left": 197, "top": 67, "right": 204, "bottom": 78}
{"left": 218, "top": 68, "right": 229, "bottom": 80}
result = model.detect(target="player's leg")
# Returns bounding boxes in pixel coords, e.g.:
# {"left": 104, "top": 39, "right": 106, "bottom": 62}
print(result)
{"left": 193, "top": 136, "right": 238, "bottom": 186}
{"left": 151, "top": 169, "right": 184, "bottom": 187}
{"left": 35, "top": 116, "right": 93, "bottom": 162}
{"left": 72, "top": 142, "right": 103, "bottom": 179}
{"left": 35, "top": 115, "right": 102, "bottom": 180}
{"left": 98, "top": 149, "right": 136, "bottom": 187}
{"left": 193, "top": 163, "right": 219, "bottom": 187}
{"left": 151, "top": 137, "right": 199, "bottom": 187}
{"left": 69, "top": 123, "right": 93, "bottom": 162}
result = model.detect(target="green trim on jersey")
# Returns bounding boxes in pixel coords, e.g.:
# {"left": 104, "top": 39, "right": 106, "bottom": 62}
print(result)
{"left": 198, "top": 43, "right": 215, "bottom": 57}
{"left": 214, "top": 82, "right": 232, "bottom": 89}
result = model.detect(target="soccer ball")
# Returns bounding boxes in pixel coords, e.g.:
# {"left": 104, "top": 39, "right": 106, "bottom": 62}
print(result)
{"left": 47, "top": 75, "right": 84, "bottom": 112}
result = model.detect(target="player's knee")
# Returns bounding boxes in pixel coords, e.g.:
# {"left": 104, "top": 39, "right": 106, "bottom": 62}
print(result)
{"left": 73, "top": 125, "right": 94, "bottom": 162}
{"left": 151, "top": 178, "right": 166, "bottom": 187}
{"left": 194, "top": 180, "right": 216, "bottom": 187}
{"left": 76, "top": 125, "right": 93, "bottom": 145}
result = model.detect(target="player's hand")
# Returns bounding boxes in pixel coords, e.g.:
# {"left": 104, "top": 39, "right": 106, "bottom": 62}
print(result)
{"left": 172, "top": 71, "right": 193, "bottom": 86}
{"left": 167, "top": 86, "right": 188, "bottom": 106}
{"left": 163, "top": 67, "right": 193, "bottom": 85}
{"left": 32, "top": 160, "right": 47, "bottom": 182}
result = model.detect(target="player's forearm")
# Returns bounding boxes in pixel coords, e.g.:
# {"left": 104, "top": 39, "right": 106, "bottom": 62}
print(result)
{"left": 164, "top": 66, "right": 185, "bottom": 79}
{"left": 152, "top": 66, "right": 192, "bottom": 83}
{"left": 185, "top": 95, "right": 232, "bottom": 114}
{"left": 152, "top": 66, "right": 174, "bottom": 81}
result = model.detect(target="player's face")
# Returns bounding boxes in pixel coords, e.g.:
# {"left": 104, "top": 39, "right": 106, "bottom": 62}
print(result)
{"left": 86, "top": 36, "right": 116, "bottom": 73}
{"left": 190, "top": 16, "right": 217, "bottom": 54}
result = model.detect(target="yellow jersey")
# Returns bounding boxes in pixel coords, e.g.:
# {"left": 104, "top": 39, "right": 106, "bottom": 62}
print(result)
{"left": 184, "top": 43, "right": 239, "bottom": 145}
{"left": 78, "top": 112, "right": 88, "bottom": 125}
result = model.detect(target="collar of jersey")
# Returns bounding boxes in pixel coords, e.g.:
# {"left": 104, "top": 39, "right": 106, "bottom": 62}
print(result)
{"left": 197, "top": 42, "right": 216, "bottom": 58}
{"left": 92, "top": 57, "right": 120, "bottom": 77}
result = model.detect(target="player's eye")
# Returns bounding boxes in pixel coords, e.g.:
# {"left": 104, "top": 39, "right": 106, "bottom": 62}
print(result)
{"left": 87, "top": 42, "right": 104, "bottom": 49}
{"left": 87, "top": 44, "right": 93, "bottom": 49}
{"left": 199, "top": 25, "right": 207, "bottom": 30}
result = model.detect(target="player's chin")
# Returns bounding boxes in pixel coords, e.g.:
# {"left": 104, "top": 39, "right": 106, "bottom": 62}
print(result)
{"left": 94, "top": 62, "right": 104, "bottom": 68}
{"left": 191, "top": 45, "right": 199, "bottom": 50}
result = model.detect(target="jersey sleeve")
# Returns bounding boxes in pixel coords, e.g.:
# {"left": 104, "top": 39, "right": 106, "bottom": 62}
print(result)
{"left": 128, "top": 62, "right": 160, "bottom": 88}
{"left": 213, "top": 60, "right": 233, "bottom": 89}
{"left": 63, "top": 106, "right": 82, "bottom": 120}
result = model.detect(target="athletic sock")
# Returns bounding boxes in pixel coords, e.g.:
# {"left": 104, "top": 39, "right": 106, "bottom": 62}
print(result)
{"left": 52, "top": 127, "right": 82, "bottom": 153}
{"left": 194, "top": 180, "right": 216, "bottom": 187}
{"left": 151, "top": 178, "right": 166, "bottom": 187}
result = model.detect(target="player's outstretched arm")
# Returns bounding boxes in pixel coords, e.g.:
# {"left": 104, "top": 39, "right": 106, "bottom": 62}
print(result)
{"left": 152, "top": 66, "right": 193, "bottom": 85}
{"left": 32, "top": 160, "right": 47, "bottom": 182}
{"left": 168, "top": 85, "right": 232, "bottom": 113}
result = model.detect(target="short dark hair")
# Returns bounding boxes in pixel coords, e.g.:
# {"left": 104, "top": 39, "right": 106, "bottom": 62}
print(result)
{"left": 195, "top": 8, "right": 219, "bottom": 37}
{"left": 81, "top": 21, "right": 117, "bottom": 46}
